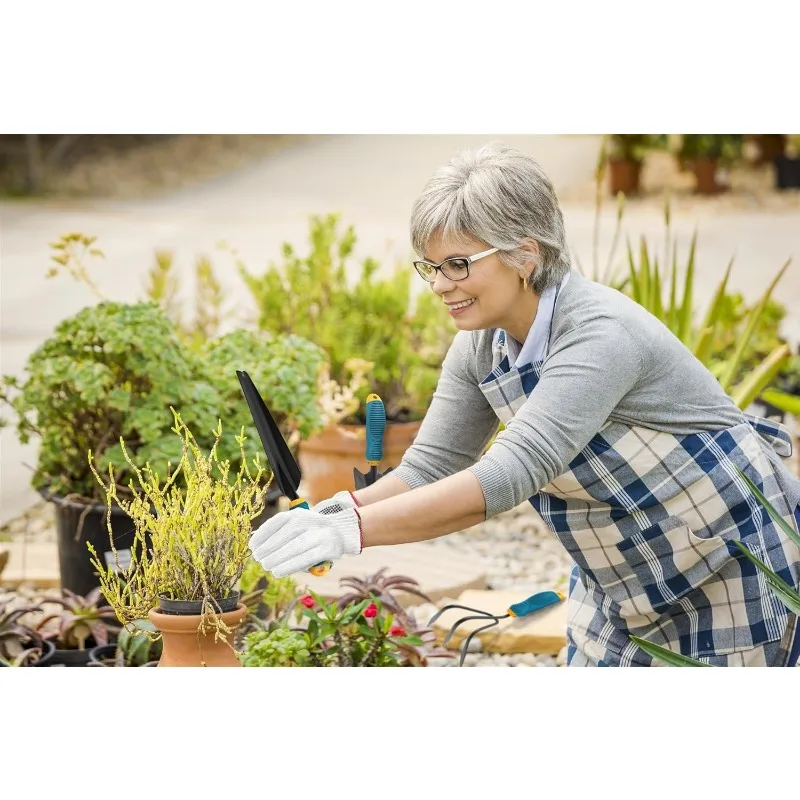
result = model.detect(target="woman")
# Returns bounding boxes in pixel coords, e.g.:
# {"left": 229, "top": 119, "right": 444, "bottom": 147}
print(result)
{"left": 250, "top": 142, "right": 800, "bottom": 667}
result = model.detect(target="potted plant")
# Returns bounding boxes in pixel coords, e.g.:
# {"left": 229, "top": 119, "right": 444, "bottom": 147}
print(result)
{"left": 88, "top": 409, "right": 267, "bottom": 667}
{"left": 774, "top": 135, "right": 800, "bottom": 190}
{"left": 88, "top": 618, "right": 163, "bottom": 666}
{"left": 0, "top": 234, "right": 327, "bottom": 594}
{"left": 604, "top": 135, "right": 666, "bottom": 196}
{"left": 678, "top": 134, "right": 743, "bottom": 194}
{"left": 0, "top": 596, "right": 54, "bottom": 667}
{"left": 35, "top": 586, "right": 122, "bottom": 666}
{"left": 237, "top": 214, "right": 455, "bottom": 502}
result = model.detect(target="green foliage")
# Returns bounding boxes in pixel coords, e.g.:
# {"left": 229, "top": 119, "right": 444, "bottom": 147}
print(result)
{"left": 0, "top": 300, "right": 219, "bottom": 502}
{"left": 116, "top": 618, "right": 163, "bottom": 666}
{"left": 1, "top": 235, "right": 326, "bottom": 505}
{"left": 239, "top": 627, "right": 311, "bottom": 667}
{"left": 606, "top": 134, "right": 667, "bottom": 163}
{"left": 87, "top": 410, "right": 267, "bottom": 628}
{"left": 238, "top": 214, "right": 455, "bottom": 423}
{"left": 679, "top": 134, "right": 744, "bottom": 165}
{"left": 202, "top": 328, "right": 326, "bottom": 456}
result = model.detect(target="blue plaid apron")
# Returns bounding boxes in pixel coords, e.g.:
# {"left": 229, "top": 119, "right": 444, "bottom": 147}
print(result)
{"left": 480, "top": 326, "right": 800, "bottom": 667}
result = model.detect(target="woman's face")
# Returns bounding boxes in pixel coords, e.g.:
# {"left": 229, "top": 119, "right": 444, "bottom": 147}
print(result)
{"left": 422, "top": 233, "right": 535, "bottom": 336}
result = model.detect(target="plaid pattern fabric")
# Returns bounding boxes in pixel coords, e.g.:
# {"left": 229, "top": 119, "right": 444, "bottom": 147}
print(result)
{"left": 480, "top": 332, "right": 800, "bottom": 667}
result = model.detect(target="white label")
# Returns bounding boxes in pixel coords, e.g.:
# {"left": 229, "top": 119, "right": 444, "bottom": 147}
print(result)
{"left": 104, "top": 549, "right": 132, "bottom": 572}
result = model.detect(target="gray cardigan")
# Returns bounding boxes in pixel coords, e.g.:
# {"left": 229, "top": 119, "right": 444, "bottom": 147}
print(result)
{"left": 392, "top": 270, "right": 747, "bottom": 517}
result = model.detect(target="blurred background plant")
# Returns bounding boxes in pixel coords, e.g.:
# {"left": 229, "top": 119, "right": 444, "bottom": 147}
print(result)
{"left": 237, "top": 214, "right": 455, "bottom": 423}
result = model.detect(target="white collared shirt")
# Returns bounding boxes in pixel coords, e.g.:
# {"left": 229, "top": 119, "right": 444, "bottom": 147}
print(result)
{"left": 501, "top": 271, "right": 571, "bottom": 367}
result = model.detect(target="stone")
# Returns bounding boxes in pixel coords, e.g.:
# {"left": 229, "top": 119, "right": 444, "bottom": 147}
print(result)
{"left": 0, "top": 542, "right": 60, "bottom": 589}
{"left": 431, "top": 589, "right": 567, "bottom": 656}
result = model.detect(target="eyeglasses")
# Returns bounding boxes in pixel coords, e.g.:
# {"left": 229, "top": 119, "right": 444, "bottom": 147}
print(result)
{"left": 413, "top": 247, "right": 499, "bottom": 283}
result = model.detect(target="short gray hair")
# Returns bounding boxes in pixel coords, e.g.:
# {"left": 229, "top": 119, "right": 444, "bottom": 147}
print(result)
{"left": 409, "top": 142, "right": 571, "bottom": 293}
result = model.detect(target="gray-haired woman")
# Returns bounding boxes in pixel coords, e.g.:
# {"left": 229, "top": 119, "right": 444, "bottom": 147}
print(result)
{"left": 250, "top": 142, "right": 800, "bottom": 667}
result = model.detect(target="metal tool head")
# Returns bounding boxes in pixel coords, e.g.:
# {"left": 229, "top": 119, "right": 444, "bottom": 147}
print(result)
{"left": 236, "top": 369, "right": 301, "bottom": 501}
{"left": 353, "top": 465, "right": 394, "bottom": 489}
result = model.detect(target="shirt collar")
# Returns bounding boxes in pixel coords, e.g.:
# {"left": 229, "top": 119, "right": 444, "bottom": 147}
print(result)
{"left": 502, "top": 270, "right": 571, "bottom": 367}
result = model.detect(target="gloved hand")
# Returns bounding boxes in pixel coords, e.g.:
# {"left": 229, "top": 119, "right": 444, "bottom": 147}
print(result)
{"left": 311, "top": 490, "right": 359, "bottom": 516}
{"left": 249, "top": 507, "right": 363, "bottom": 578}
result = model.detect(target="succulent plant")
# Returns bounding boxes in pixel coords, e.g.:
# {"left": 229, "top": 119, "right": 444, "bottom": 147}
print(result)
{"left": 0, "top": 598, "right": 47, "bottom": 666}
{"left": 37, "top": 586, "right": 121, "bottom": 650}
{"left": 335, "top": 567, "right": 431, "bottom": 630}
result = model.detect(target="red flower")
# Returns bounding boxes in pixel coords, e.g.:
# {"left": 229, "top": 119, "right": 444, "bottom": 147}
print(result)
{"left": 363, "top": 602, "right": 378, "bottom": 618}
{"left": 389, "top": 625, "right": 406, "bottom": 638}
{"left": 299, "top": 595, "right": 315, "bottom": 609}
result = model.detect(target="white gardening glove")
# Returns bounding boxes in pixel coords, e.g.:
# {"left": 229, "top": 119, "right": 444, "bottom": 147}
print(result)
{"left": 311, "top": 490, "right": 359, "bottom": 515}
{"left": 248, "top": 507, "right": 363, "bottom": 578}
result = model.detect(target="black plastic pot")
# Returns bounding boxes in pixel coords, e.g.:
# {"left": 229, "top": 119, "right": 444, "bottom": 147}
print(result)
{"left": 40, "top": 489, "right": 143, "bottom": 598}
{"left": 157, "top": 591, "right": 240, "bottom": 616}
{"left": 48, "top": 645, "right": 93, "bottom": 667}
{"left": 88, "top": 643, "right": 118, "bottom": 666}
{"left": 0, "top": 639, "right": 56, "bottom": 667}
{"left": 774, "top": 156, "right": 800, "bottom": 190}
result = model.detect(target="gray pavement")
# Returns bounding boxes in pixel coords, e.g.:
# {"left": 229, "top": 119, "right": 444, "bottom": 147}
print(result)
{"left": 1, "top": 134, "right": 798, "bottom": 525}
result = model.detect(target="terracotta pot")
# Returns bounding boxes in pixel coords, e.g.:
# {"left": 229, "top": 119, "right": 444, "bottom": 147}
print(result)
{"left": 692, "top": 158, "right": 722, "bottom": 194}
{"left": 148, "top": 604, "right": 246, "bottom": 667}
{"left": 608, "top": 158, "right": 641, "bottom": 196}
{"left": 297, "top": 420, "right": 422, "bottom": 505}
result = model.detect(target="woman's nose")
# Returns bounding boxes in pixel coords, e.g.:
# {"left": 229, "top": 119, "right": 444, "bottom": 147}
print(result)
{"left": 431, "top": 270, "right": 456, "bottom": 295}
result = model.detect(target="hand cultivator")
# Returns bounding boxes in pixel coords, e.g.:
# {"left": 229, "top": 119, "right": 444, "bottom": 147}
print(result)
{"left": 428, "top": 590, "right": 565, "bottom": 666}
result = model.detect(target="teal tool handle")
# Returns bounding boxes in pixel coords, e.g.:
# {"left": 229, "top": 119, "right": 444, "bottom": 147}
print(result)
{"left": 508, "top": 590, "right": 564, "bottom": 617}
{"left": 365, "top": 394, "right": 386, "bottom": 465}
{"left": 289, "top": 497, "right": 331, "bottom": 577}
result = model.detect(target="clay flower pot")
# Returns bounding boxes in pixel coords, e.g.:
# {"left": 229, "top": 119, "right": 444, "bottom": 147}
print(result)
{"left": 148, "top": 598, "right": 246, "bottom": 667}
{"left": 607, "top": 157, "right": 642, "bottom": 196}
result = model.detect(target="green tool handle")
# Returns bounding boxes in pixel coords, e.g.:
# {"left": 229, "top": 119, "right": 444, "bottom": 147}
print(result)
{"left": 289, "top": 497, "right": 331, "bottom": 577}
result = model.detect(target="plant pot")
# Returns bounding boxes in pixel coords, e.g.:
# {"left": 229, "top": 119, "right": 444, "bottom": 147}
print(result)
{"left": 607, "top": 158, "right": 641, "bottom": 196}
{"left": 157, "top": 592, "right": 240, "bottom": 616}
{"left": 691, "top": 158, "right": 722, "bottom": 194}
{"left": 88, "top": 643, "right": 119, "bottom": 667}
{"left": 48, "top": 644, "right": 93, "bottom": 667}
{"left": 774, "top": 156, "right": 800, "bottom": 190}
{"left": 148, "top": 603, "right": 247, "bottom": 667}
{"left": 297, "top": 420, "right": 422, "bottom": 505}
{"left": 40, "top": 489, "right": 143, "bottom": 598}
{"left": 0, "top": 639, "right": 56, "bottom": 667}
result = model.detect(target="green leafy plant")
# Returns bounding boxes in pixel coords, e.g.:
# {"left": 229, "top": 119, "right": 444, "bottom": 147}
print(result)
{"left": 678, "top": 134, "right": 744, "bottom": 165}
{"left": 239, "top": 627, "right": 311, "bottom": 667}
{"left": 606, "top": 134, "right": 666, "bottom": 163}
{"left": 237, "top": 213, "right": 455, "bottom": 423}
{"left": 36, "top": 586, "right": 121, "bottom": 651}
{"left": 1, "top": 235, "right": 327, "bottom": 507}
{"left": 87, "top": 409, "right": 268, "bottom": 634}
{"left": 115, "top": 618, "right": 163, "bottom": 665}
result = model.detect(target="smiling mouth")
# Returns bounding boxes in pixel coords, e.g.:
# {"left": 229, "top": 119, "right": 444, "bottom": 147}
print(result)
{"left": 446, "top": 298, "right": 476, "bottom": 310}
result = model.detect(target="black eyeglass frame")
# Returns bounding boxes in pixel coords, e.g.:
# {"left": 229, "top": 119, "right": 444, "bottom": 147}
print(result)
{"left": 413, "top": 246, "right": 499, "bottom": 283}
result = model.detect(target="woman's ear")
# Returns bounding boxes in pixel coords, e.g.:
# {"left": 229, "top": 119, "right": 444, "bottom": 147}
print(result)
{"left": 519, "top": 238, "right": 540, "bottom": 284}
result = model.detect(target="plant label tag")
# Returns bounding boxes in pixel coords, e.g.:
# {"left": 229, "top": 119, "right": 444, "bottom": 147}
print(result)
{"left": 104, "top": 548, "right": 132, "bottom": 572}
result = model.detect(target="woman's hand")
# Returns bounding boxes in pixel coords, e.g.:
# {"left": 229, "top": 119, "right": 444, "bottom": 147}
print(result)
{"left": 249, "top": 507, "right": 363, "bottom": 578}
